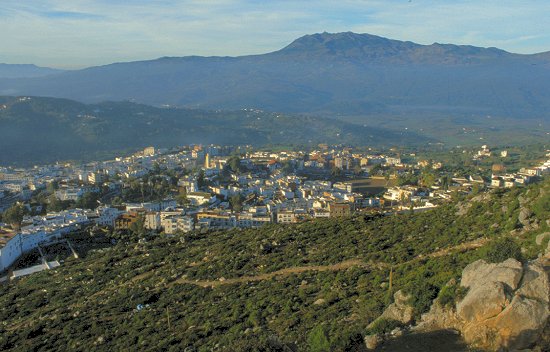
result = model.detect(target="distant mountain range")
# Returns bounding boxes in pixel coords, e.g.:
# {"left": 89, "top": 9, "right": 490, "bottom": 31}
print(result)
{"left": 0, "top": 96, "right": 428, "bottom": 165}
{"left": 0, "top": 64, "right": 65, "bottom": 79}
{"left": 1, "top": 32, "right": 550, "bottom": 120}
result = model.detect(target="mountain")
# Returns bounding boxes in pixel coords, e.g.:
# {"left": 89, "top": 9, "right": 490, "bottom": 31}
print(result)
{"left": 0, "top": 96, "right": 426, "bottom": 165}
{"left": 0, "top": 64, "right": 65, "bottom": 79}
{"left": 1, "top": 32, "right": 550, "bottom": 120}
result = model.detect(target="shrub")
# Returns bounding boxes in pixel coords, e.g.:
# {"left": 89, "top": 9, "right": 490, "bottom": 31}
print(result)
{"left": 366, "top": 318, "right": 404, "bottom": 335}
{"left": 485, "top": 237, "right": 523, "bottom": 263}
{"left": 308, "top": 325, "right": 330, "bottom": 352}
{"left": 405, "top": 280, "right": 439, "bottom": 317}
{"left": 438, "top": 284, "right": 468, "bottom": 308}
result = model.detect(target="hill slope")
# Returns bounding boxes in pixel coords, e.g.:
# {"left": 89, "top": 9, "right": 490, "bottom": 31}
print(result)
{"left": 0, "top": 64, "right": 64, "bottom": 79}
{"left": 0, "top": 179, "right": 548, "bottom": 351}
{"left": 0, "top": 96, "right": 425, "bottom": 165}
{"left": 1, "top": 32, "right": 550, "bottom": 119}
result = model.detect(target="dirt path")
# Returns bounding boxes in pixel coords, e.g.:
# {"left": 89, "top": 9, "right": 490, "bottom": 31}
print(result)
{"left": 174, "top": 259, "right": 374, "bottom": 288}
{"left": 172, "top": 237, "right": 490, "bottom": 289}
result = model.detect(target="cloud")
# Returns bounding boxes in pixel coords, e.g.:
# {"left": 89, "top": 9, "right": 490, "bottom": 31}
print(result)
{"left": 1, "top": 0, "right": 549, "bottom": 68}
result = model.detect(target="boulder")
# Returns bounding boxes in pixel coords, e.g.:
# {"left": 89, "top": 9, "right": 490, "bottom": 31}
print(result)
{"left": 416, "top": 258, "right": 549, "bottom": 351}
{"left": 457, "top": 281, "right": 508, "bottom": 322}
{"left": 518, "top": 208, "right": 533, "bottom": 226}
{"left": 378, "top": 290, "right": 414, "bottom": 325}
{"left": 536, "top": 232, "right": 550, "bottom": 246}
{"left": 364, "top": 334, "right": 381, "bottom": 350}
{"left": 516, "top": 262, "right": 550, "bottom": 304}
{"left": 461, "top": 259, "right": 523, "bottom": 291}
{"left": 492, "top": 295, "right": 549, "bottom": 351}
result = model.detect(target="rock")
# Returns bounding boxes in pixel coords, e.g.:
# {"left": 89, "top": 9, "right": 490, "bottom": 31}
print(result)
{"left": 378, "top": 290, "right": 414, "bottom": 325}
{"left": 536, "top": 232, "right": 550, "bottom": 246}
{"left": 416, "top": 299, "right": 461, "bottom": 332}
{"left": 364, "top": 334, "right": 381, "bottom": 350}
{"left": 455, "top": 202, "right": 472, "bottom": 216}
{"left": 516, "top": 262, "right": 550, "bottom": 304}
{"left": 461, "top": 259, "right": 523, "bottom": 291}
{"left": 391, "top": 327, "right": 404, "bottom": 337}
{"left": 457, "top": 281, "right": 508, "bottom": 322}
{"left": 313, "top": 298, "right": 326, "bottom": 305}
{"left": 492, "top": 295, "right": 549, "bottom": 351}
{"left": 420, "top": 258, "right": 550, "bottom": 351}
{"left": 518, "top": 195, "right": 527, "bottom": 206}
{"left": 518, "top": 208, "right": 533, "bottom": 226}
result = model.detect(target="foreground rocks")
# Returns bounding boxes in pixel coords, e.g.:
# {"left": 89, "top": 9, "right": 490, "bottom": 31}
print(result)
{"left": 417, "top": 258, "right": 550, "bottom": 351}
{"left": 377, "top": 290, "right": 414, "bottom": 325}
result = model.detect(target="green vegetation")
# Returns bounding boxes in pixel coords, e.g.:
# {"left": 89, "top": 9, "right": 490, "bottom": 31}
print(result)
{"left": 2, "top": 203, "right": 24, "bottom": 227}
{"left": 483, "top": 237, "right": 524, "bottom": 263}
{"left": 365, "top": 318, "right": 404, "bottom": 335}
{"left": 438, "top": 283, "right": 469, "bottom": 309}
{"left": 0, "top": 178, "right": 547, "bottom": 351}
{"left": 307, "top": 325, "right": 331, "bottom": 352}
{"left": 0, "top": 96, "right": 426, "bottom": 166}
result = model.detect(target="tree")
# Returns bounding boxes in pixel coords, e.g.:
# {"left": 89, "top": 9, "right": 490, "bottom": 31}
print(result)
{"left": 48, "top": 195, "right": 73, "bottom": 212}
{"left": 420, "top": 170, "right": 436, "bottom": 187}
{"left": 229, "top": 194, "right": 244, "bottom": 212}
{"left": 129, "top": 214, "right": 146, "bottom": 236}
{"left": 330, "top": 166, "right": 342, "bottom": 178}
{"left": 440, "top": 175, "right": 451, "bottom": 191}
{"left": 76, "top": 192, "right": 100, "bottom": 210}
{"left": 197, "top": 170, "right": 206, "bottom": 189}
{"left": 176, "top": 188, "right": 189, "bottom": 206}
{"left": 307, "top": 325, "right": 330, "bottom": 352}
{"left": 3, "top": 204, "right": 24, "bottom": 228}
{"left": 46, "top": 180, "right": 59, "bottom": 193}
{"left": 227, "top": 155, "right": 243, "bottom": 174}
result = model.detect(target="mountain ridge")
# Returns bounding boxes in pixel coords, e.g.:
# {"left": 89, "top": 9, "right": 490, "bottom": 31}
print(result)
{"left": 0, "top": 95, "right": 428, "bottom": 165}
{"left": 1, "top": 32, "right": 550, "bottom": 119}
{"left": 0, "top": 63, "right": 65, "bottom": 79}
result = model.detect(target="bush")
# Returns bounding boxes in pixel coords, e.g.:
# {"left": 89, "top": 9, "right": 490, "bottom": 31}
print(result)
{"left": 438, "top": 284, "right": 468, "bottom": 308}
{"left": 308, "top": 325, "right": 330, "bottom": 352}
{"left": 485, "top": 237, "right": 523, "bottom": 263}
{"left": 405, "top": 280, "right": 439, "bottom": 317}
{"left": 366, "top": 318, "right": 404, "bottom": 335}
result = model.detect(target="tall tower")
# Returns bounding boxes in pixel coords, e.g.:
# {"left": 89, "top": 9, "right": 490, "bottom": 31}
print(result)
{"left": 204, "top": 153, "right": 210, "bottom": 168}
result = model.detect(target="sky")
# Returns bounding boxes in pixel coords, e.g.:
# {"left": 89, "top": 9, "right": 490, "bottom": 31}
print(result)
{"left": 1, "top": 0, "right": 550, "bottom": 69}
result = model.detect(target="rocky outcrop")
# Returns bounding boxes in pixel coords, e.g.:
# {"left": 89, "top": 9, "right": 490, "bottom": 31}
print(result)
{"left": 375, "top": 290, "right": 414, "bottom": 325}
{"left": 535, "top": 232, "right": 550, "bottom": 246}
{"left": 460, "top": 258, "right": 523, "bottom": 290}
{"left": 457, "top": 281, "right": 508, "bottom": 322}
{"left": 364, "top": 290, "right": 415, "bottom": 350}
{"left": 417, "top": 258, "right": 550, "bottom": 351}
{"left": 364, "top": 333, "right": 382, "bottom": 350}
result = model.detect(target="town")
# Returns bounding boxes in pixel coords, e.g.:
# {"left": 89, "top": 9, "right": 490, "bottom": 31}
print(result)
{"left": 1, "top": 143, "right": 549, "bottom": 278}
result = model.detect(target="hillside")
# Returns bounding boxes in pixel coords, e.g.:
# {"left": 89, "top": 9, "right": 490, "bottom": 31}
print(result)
{"left": 0, "top": 96, "right": 426, "bottom": 166}
{"left": 1, "top": 32, "right": 550, "bottom": 121}
{"left": 0, "top": 64, "right": 64, "bottom": 79}
{"left": 1, "top": 179, "right": 548, "bottom": 351}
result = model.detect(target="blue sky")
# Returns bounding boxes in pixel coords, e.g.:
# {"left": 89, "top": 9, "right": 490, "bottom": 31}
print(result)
{"left": 1, "top": 0, "right": 550, "bottom": 68}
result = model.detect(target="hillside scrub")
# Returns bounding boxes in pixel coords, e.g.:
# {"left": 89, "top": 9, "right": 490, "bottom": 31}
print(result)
{"left": 0, "top": 178, "right": 547, "bottom": 351}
